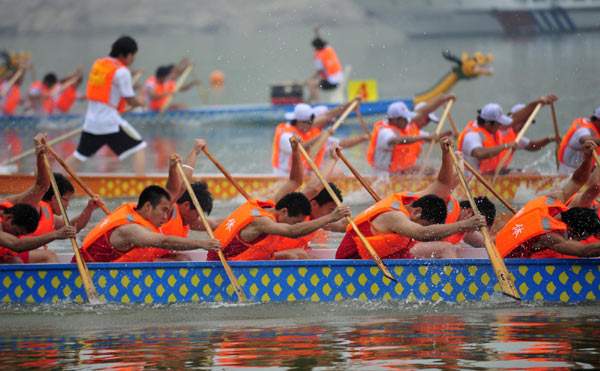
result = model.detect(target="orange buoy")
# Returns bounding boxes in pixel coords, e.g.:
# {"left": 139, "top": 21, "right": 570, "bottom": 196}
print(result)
{"left": 209, "top": 70, "right": 225, "bottom": 88}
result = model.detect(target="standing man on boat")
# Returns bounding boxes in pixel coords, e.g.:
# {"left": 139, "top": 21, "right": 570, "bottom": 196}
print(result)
{"left": 306, "top": 28, "right": 344, "bottom": 103}
{"left": 557, "top": 106, "right": 600, "bottom": 175}
{"left": 65, "top": 36, "right": 147, "bottom": 174}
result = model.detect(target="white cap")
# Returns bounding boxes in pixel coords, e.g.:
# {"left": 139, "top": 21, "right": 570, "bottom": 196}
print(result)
{"left": 387, "top": 101, "right": 417, "bottom": 121}
{"left": 414, "top": 102, "right": 439, "bottom": 123}
{"left": 510, "top": 103, "right": 526, "bottom": 115}
{"left": 312, "top": 105, "right": 329, "bottom": 117}
{"left": 285, "top": 103, "right": 314, "bottom": 122}
{"left": 480, "top": 103, "right": 512, "bottom": 126}
{"left": 594, "top": 106, "right": 600, "bottom": 118}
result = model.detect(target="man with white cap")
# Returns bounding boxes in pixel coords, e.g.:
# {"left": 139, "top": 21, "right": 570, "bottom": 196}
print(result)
{"left": 366, "top": 95, "right": 454, "bottom": 176}
{"left": 558, "top": 106, "right": 600, "bottom": 175}
{"left": 458, "top": 95, "right": 557, "bottom": 174}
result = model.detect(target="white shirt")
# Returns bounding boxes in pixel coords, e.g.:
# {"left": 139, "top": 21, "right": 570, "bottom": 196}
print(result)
{"left": 560, "top": 127, "right": 592, "bottom": 171}
{"left": 462, "top": 130, "right": 529, "bottom": 170}
{"left": 371, "top": 123, "right": 429, "bottom": 175}
{"left": 272, "top": 131, "right": 339, "bottom": 175}
{"left": 83, "top": 66, "right": 135, "bottom": 135}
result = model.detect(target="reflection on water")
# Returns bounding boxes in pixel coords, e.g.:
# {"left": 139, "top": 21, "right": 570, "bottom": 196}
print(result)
{"left": 0, "top": 303, "right": 598, "bottom": 369}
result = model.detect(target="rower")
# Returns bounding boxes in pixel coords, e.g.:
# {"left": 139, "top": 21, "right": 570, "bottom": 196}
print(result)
{"left": 27, "top": 73, "right": 60, "bottom": 115}
{"left": 496, "top": 141, "right": 600, "bottom": 258}
{"left": 336, "top": 138, "right": 486, "bottom": 260}
{"left": 80, "top": 185, "right": 221, "bottom": 262}
{"left": 55, "top": 67, "right": 84, "bottom": 114}
{"left": 144, "top": 60, "right": 199, "bottom": 112}
{"left": 1, "top": 67, "right": 26, "bottom": 116}
{"left": 1, "top": 203, "right": 76, "bottom": 264}
{"left": 3, "top": 134, "right": 104, "bottom": 263}
{"left": 209, "top": 138, "right": 351, "bottom": 261}
{"left": 457, "top": 95, "right": 557, "bottom": 175}
{"left": 557, "top": 105, "right": 600, "bottom": 175}
{"left": 65, "top": 36, "right": 147, "bottom": 174}
{"left": 366, "top": 97, "right": 453, "bottom": 177}
{"left": 306, "top": 29, "right": 343, "bottom": 102}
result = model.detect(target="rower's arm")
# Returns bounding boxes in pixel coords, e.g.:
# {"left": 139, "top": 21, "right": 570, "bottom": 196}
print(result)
{"left": 471, "top": 143, "right": 515, "bottom": 160}
{"left": 273, "top": 137, "right": 304, "bottom": 204}
{"left": 558, "top": 143, "right": 595, "bottom": 203}
{"left": 253, "top": 206, "right": 350, "bottom": 238}
{"left": 422, "top": 139, "right": 454, "bottom": 198}
{"left": 111, "top": 224, "right": 220, "bottom": 252}
{"left": 413, "top": 95, "right": 454, "bottom": 128}
{"left": 6, "top": 135, "right": 50, "bottom": 206}
{"left": 66, "top": 198, "right": 102, "bottom": 232}
{"left": 339, "top": 134, "right": 370, "bottom": 149}
{"left": 380, "top": 211, "right": 484, "bottom": 242}
{"left": 313, "top": 101, "right": 354, "bottom": 129}
{"left": 0, "top": 226, "right": 74, "bottom": 252}
{"left": 539, "top": 233, "right": 600, "bottom": 257}
{"left": 567, "top": 165, "right": 600, "bottom": 207}
{"left": 511, "top": 94, "right": 558, "bottom": 132}
{"left": 525, "top": 136, "right": 555, "bottom": 151}
{"left": 388, "top": 134, "right": 432, "bottom": 146}
{"left": 323, "top": 219, "right": 348, "bottom": 233}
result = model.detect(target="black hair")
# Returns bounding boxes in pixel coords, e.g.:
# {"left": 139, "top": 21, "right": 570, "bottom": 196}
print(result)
{"left": 155, "top": 64, "right": 174, "bottom": 79}
{"left": 43, "top": 73, "right": 57, "bottom": 87}
{"left": 412, "top": 194, "right": 447, "bottom": 224}
{"left": 561, "top": 207, "right": 600, "bottom": 240}
{"left": 311, "top": 37, "right": 326, "bottom": 50}
{"left": 42, "top": 173, "right": 75, "bottom": 201}
{"left": 459, "top": 197, "right": 496, "bottom": 227}
{"left": 176, "top": 182, "right": 213, "bottom": 215}
{"left": 275, "top": 192, "right": 312, "bottom": 217}
{"left": 109, "top": 35, "right": 138, "bottom": 58}
{"left": 136, "top": 185, "right": 171, "bottom": 210}
{"left": 591, "top": 116, "right": 599, "bottom": 122}
{"left": 3, "top": 204, "right": 40, "bottom": 235}
{"left": 313, "top": 183, "right": 343, "bottom": 206}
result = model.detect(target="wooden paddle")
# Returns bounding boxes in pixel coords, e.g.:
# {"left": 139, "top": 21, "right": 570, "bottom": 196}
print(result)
{"left": 175, "top": 160, "right": 246, "bottom": 302}
{"left": 45, "top": 145, "right": 111, "bottom": 215}
{"left": 550, "top": 103, "right": 561, "bottom": 171}
{"left": 41, "top": 153, "right": 101, "bottom": 304}
{"left": 160, "top": 64, "right": 193, "bottom": 113}
{"left": 1, "top": 128, "right": 82, "bottom": 166}
{"left": 417, "top": 98, "right": 455, "bottom": 177}
{"left": 293, "top": 137, "right": 396, "bottom": 282}
{"left": 492, "top": 103, "right": 543, "bottom": 182}
{"left": 200, "top": 146, "right": 252, "bottom": 201}
{"left": 447, "top": 112, "right": 460, "bottom": 137}
{"left": 334, "top": 147, "right": 381, "bottom": 202}
{"left": 448, "top": 146, "right": 520, "bottom": 300}
{"left": 461, "top": 157, "right": 517, "bottom": 214}
{"left": 309, "top": 99, "right": 359, "bottom": 160}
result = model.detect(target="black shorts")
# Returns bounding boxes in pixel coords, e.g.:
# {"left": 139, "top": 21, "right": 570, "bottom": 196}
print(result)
{"left": 319, "top": 79, "right": 338, "bottom": 90}
{"left": 73, "top": 127, "right": 146, "bottom": 161}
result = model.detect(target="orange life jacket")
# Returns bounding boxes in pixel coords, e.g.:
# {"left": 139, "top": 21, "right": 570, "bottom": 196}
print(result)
{"left": 81, "top": 203, "right": 160, "bottom": 262}
{"left": 86, "top": 57, "right": 124, "bottom": 107}
{"left": 213, "top": 199, "right": 286, "bottom": 261}
{"left": 496, "top": 127, "right": 517, "bottom": 169}
{"left": 558, "top": 118, "right": 600, "bottom": 164}
{"left": 366, "top": 120, "right": 423, "bottom": 172}
{"left": 457, "top": 120, "right": 501, "bottom": 174}
{"left": 349, "top": 192, "right": 419, "bottom": 259}
{"left": 55, "top": 84, "right": 78, "bottom": 113}
{"left": 271, "top": 122, "right": 326, "bottom": 170}
{"left": 1, "top": 83, "right": 21, "bottom": 115}
{"left": 314, "top": 46, "right": 342, "bottom": 80}
{"left": 29, "top": 81, "right": 55, "bottom": 114}
{"left": 495, "top": 196, "right": 568, "bottom": 258}
{"left": 147, "top": 77, "right": 176, "bottom": 111}
{"left": 29, "top": 201, "right": 55, "bottom": 237}
{"left": 443, "top": 195, "right": 465, "bottom": 244}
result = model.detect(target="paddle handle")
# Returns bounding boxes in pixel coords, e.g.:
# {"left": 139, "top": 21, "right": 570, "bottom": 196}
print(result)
{"left": 461, "top": 157, "right": 517, "bottom": 214}
{"left": 200, "top": 146, "right": 252, "bottom": 200}
{"left": 447, "top": 112, "right": 460, "bottom": 137}
{"left": 294, "top": 138, "right": 396, "bottom": 282}
{"left": 418, "top": 99, "right": 455, "bottom": 176}
{"left": 335, "top": 147, "right": 381, "bottom": 202}
{"left": 175, "top": 161, "right": 245, "bottom": 302}
{"left": 160, "top": 64, "right": 193, "bottom": 113}
{"left": 2, "top": 128, "right": 82, "bottom": 165}
{"left": 309, "top": 99, "right": 358, "bottom": 159}
{"left": 550, "top": 103, "right": 561, "bottom": 171}
{"left": 448, "top": 147, "right": 520, "bottom": 300}
{"left": 42, "top": 153, "right": 101, "bottom": 304}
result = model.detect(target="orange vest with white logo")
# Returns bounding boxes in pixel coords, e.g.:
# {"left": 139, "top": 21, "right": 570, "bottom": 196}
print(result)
{"left": 558, "top": 118, "right": 600, "bottom": 164}
{"left": 29, "top": 81, "right": 55, "bottom": 114}
{"left": 348, "top": 192, "right": 419, "bottom": 259}
{"left": 314, "top": 46, "right": 342, "bottom": 80}
{"left": 366, "top": 120, "right": 423, "bottom": 172}
{"left": 56, "top": 85, "right": 78, "bottom": 113}
{"left": 458, "top": 120, "right": 501, "bottom": 174}
{"left": 1, "top": 83, "right": 21, "bottom": 115}
{"left": 271, "top": 122, "right": 326, "bottom": 170}
{"left": 147, "top": 77, "right": 176, "bottom": 111}
{"left": 86, "top": 57, "right": 124, "bottom": 106}
{"left": 82, "top": 203, "right": 160, "bottom": 262}
{"left": 495, "top": 196, "right": 568, "bottom": 258}
{"left": 443, "top": 195, "right": 465, "bottom": 244}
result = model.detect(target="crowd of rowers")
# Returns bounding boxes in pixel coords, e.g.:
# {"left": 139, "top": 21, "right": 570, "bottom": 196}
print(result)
{"left": 2, "top": 92, "right": 600, "bottom": 264}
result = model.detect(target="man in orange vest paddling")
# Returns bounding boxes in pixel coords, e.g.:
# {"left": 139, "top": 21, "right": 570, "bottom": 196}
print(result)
{"left": 144, "top": 61, "right": 199, "bottom": 112}
{"left": 306, "top": 32, "right": 344, "bottom": 102}
{"left": 65, "top": 36, "right": 147, "bottom": 174}
{"left": 558, "top": 106, "right": 600, "bottom": 175}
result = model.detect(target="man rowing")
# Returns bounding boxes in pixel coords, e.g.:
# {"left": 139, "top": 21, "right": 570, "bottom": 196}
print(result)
{"left": 366, "top": 96, "right": 454, "bottom": 177}
{"left": 27, "top": 68, "right": 82, "bottom": 116}
{"left": 557, "top": 105, "right": 600, "bottom": 175}
{"left": 144, "top": 60, "right": 199, "bottom": 112}
{"left": 65, "top": 36, "right": 147, "bottom": 174}
{"left": 80, "top": 185, "right": 221, "bottom": 262}
{"left": 336, "top": 138, "right": 486, "bottom": 260}
{"left": 457, "top": 95, "right": 557, "bottom": 175}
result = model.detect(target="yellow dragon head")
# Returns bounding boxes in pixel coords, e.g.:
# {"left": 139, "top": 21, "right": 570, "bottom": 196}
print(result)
{"left": 443, "top": 50, "right": 494, "bottom": 79}
{"left": 0, "top": 50, "right": 31, "bottom": 79}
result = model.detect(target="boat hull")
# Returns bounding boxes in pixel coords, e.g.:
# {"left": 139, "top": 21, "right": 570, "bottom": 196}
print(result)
{"left": 1, "top": 259, "right": 597, "bottom": 304}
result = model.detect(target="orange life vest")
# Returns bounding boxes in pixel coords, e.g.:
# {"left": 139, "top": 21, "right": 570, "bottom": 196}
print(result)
{"left": 496, "top": 127, "right": 517, "bottom": 169}
{"left": 495, "top": 196, "right": 568, "bottom": 258}
{"left": 29, "top": 81, "right": 55, "bottom": 114}
{"left": 86, "top": 57, "right": 124, "bottom": 106}
{"left": 457, "top": 120, "right": 501, "bottom": 173}
{"left": 557, "top": 118, "right": 600, "bottom": 164}
{"left": 314, "top": 46, "right": 342, "bottom": 80}
{"left": 213, "top": 199, "right": 286, "bottom": 261}
{"left": 29, "top": 201, "right": 55, "bottom": 237}
{"left": 81, "top": 203, "right": 160, "bottom": 262}
{"left": 147, "top": 76, "right": 176, "bottom": 111}
{"left": 271, "top": 122, "right": 326, "bottom": 170}
{"left": 349, "top": 192, "right": 419, "bottom": 259}
{"left": 366, "top": 120, "right": 423, "bottom": 172}
{"left": 443, "top": 195, "right": 465, "bottom": 244}
{"left": 1, "top": 83, "right": 21, "bottom": 115}
{"left": 55, "top": 84, "right": 78, "bottom": 113}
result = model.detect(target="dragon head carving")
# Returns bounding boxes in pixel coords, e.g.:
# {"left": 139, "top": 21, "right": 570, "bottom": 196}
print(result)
{"left": 443, "top": 50, "right": 494, "bottom": 79}
{"left": 0, "top": 50, "right": 31, "bottom": 79}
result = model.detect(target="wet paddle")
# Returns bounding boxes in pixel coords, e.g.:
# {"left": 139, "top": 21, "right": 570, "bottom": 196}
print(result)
{"left": 1, "top": 128, "right": 82, "bottom": 166}
{"left": 293, "top": 137, "right": 396, "bottom": 282}
{"left": 175, "top": 160, "right": 246, "bottom": 303}
{"left": 461, "top": 157, "right": 517, "bottom": 215}
{"left": 550, "top": 103, "right": 561, "bottom": 171}
{"left": 309, "top": 99, "right": 359, "bottom": 160}
{"left": 447, "top": 112, "right": 460, "bottom": 137}
{"left": 418, "top": 98, "right": 455, "bottom": 177}
{"left": 160, "top": 64, "right": 193, "bottom": 113}
{"left": 42, "top": 152, "right": 101, "bottom": 304}
{"left": 200, "top": 146, "right": 252, "bottom": 201}
{"left": 334, "top": 147, "right": 381, "bottom": 202}
{"left": 493, "top": 103, "right": 543, "bottom": 182}
{"left": 448, "top": 145, "right": 520, "bottom": 300}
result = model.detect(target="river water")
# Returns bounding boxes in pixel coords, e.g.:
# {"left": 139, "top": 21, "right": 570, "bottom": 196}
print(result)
{"left": 2, "top": 10, "right": 600, "bottom": 371}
